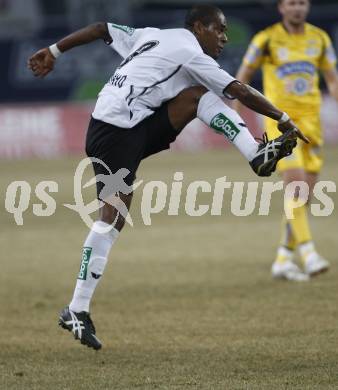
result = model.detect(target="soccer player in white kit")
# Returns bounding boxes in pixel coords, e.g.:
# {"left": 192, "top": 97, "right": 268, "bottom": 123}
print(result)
{"left": 28, "top": 4, "right": 307, "bottom": 350}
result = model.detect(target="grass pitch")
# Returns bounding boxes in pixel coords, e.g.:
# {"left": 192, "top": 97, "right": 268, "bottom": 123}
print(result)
{"left": 0, "top": 147, "right": 337, "bottom": 389}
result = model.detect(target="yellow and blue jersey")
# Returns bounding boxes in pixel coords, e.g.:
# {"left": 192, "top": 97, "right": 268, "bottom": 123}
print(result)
{"left": 243, "top": 22, "right": 337, "bottom": 117}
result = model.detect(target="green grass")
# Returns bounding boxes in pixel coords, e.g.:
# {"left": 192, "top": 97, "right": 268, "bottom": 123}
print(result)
{"left": 0, "top": 147, "right": 337, "bottom": 389}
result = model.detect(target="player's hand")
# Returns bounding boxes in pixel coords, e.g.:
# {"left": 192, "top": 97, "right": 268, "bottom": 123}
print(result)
{"left": 27, "top": 48, "right": 55, "bottom": 78}
{"left": 278, "top": 119, "right": 309, "bottom": 144}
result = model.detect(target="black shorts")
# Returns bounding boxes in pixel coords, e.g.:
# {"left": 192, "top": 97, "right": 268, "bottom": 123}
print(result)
{"left": 85, "top": 102, "right": 179, "bottom": 198}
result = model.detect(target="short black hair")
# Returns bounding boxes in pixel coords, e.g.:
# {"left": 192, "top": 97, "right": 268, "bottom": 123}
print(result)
{"left": 185, "top": 4, "right": 223, "bottom": 29}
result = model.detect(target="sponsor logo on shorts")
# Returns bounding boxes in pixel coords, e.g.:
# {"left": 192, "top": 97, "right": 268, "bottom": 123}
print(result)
{"left": 78, "top": 247, "right": 92, "bottom": 280}
{"left": 210, "top": 113, "right": 240, "bottom": 141}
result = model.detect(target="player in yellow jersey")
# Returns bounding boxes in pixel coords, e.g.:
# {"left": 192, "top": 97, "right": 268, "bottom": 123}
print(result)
{"left": 236, "top": 0, "right": 338, "bottom": 281}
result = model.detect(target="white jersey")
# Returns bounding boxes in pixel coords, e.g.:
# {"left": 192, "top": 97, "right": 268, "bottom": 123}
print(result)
{"left": 92, "top": 23, "right": 236, "bottom": 128}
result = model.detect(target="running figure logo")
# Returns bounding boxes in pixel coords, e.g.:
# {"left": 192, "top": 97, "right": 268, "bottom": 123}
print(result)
{"left": 64, "top": 158, "right": 142, "bottom": 232}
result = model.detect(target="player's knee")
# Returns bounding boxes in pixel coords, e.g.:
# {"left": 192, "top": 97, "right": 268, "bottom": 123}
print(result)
{"left": 113, "top": 215, "right": 127, "bottom": 231}
{"left": 283, "top": 169, "right": 308, "bottom": 200}
{"left": 188, "top": 86, "right": 208, "bottom": 100}
{"left": 179, "top": 86, "right": 208, "bottom": 115}
{"left": 99, "top": 203, "right": 115, "bottom": 225}
{"left": 99, "top": 204, "right": 125, "bottom": 231}
{"left": 99, "top": 193, "right": 132, "bottom": 231}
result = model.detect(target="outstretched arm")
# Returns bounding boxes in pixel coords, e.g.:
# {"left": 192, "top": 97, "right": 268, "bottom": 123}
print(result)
{"left": 28, "top": 22, "right": 110, "bottom": 78}
{"left": 225, "top": 80, "right": 309, "bottom": 143}
{"left": 233, "top": 63, "right": 256, "bottom": 112}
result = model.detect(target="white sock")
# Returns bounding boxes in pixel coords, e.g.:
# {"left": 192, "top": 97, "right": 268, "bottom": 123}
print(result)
{"left": 299, "top": 241, "right": 316, "bottom": 259}
{"left": 277, "top": 246, "right": 294, "bottom": 258}
{"left": 275, "top": 246, "right": 294, "bottom": 264}
{"left": 197, "top": 91, "right": 258, "bottom": 161}
{"left": 69, "top": 221, "right": 119, "bottom": 313}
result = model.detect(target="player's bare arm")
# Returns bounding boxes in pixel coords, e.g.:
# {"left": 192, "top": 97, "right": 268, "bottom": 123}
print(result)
{"left": 323, "top": 68, "right": 338, "bottom": 102}
{"left": 28, "top": 22, "right": 110, "bottom": 78}
{"left": 226, "top": 80, "right": 309, "bottom": 143}
{"left": 232, "top": 64, "right": 256, "bottom": 112}
{"left": 233, "top": 64, "right": 308, "bottom": 143}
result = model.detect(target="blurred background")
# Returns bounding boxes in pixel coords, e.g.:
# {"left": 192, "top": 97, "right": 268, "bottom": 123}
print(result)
{"left": 0, "top": 0, "right": 337, "bottom": 158}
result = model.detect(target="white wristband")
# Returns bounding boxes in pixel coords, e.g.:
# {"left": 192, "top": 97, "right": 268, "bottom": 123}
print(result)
{"left": 49, "top": 43, "right": 62, "bottom": 59}
{"left": 278, "top": 112, "right": 290, "bottom": 124}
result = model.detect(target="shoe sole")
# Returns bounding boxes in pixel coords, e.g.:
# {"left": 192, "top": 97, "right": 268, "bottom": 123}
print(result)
{"left": 58, "top": 317, "right": 102, "bottom": 350}
{"left": 309, "top": 265, "right": 329, "bottom": 277}
{"left": 257, "top": 131, "right": 297, "bottom": 176}
{"left": 272, "top": 274, "right": 309, "bottom": 282}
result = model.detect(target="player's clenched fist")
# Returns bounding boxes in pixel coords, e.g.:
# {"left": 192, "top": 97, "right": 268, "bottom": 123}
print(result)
{"left": 27, "top": 48, "right": 55, "bottom": 78}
